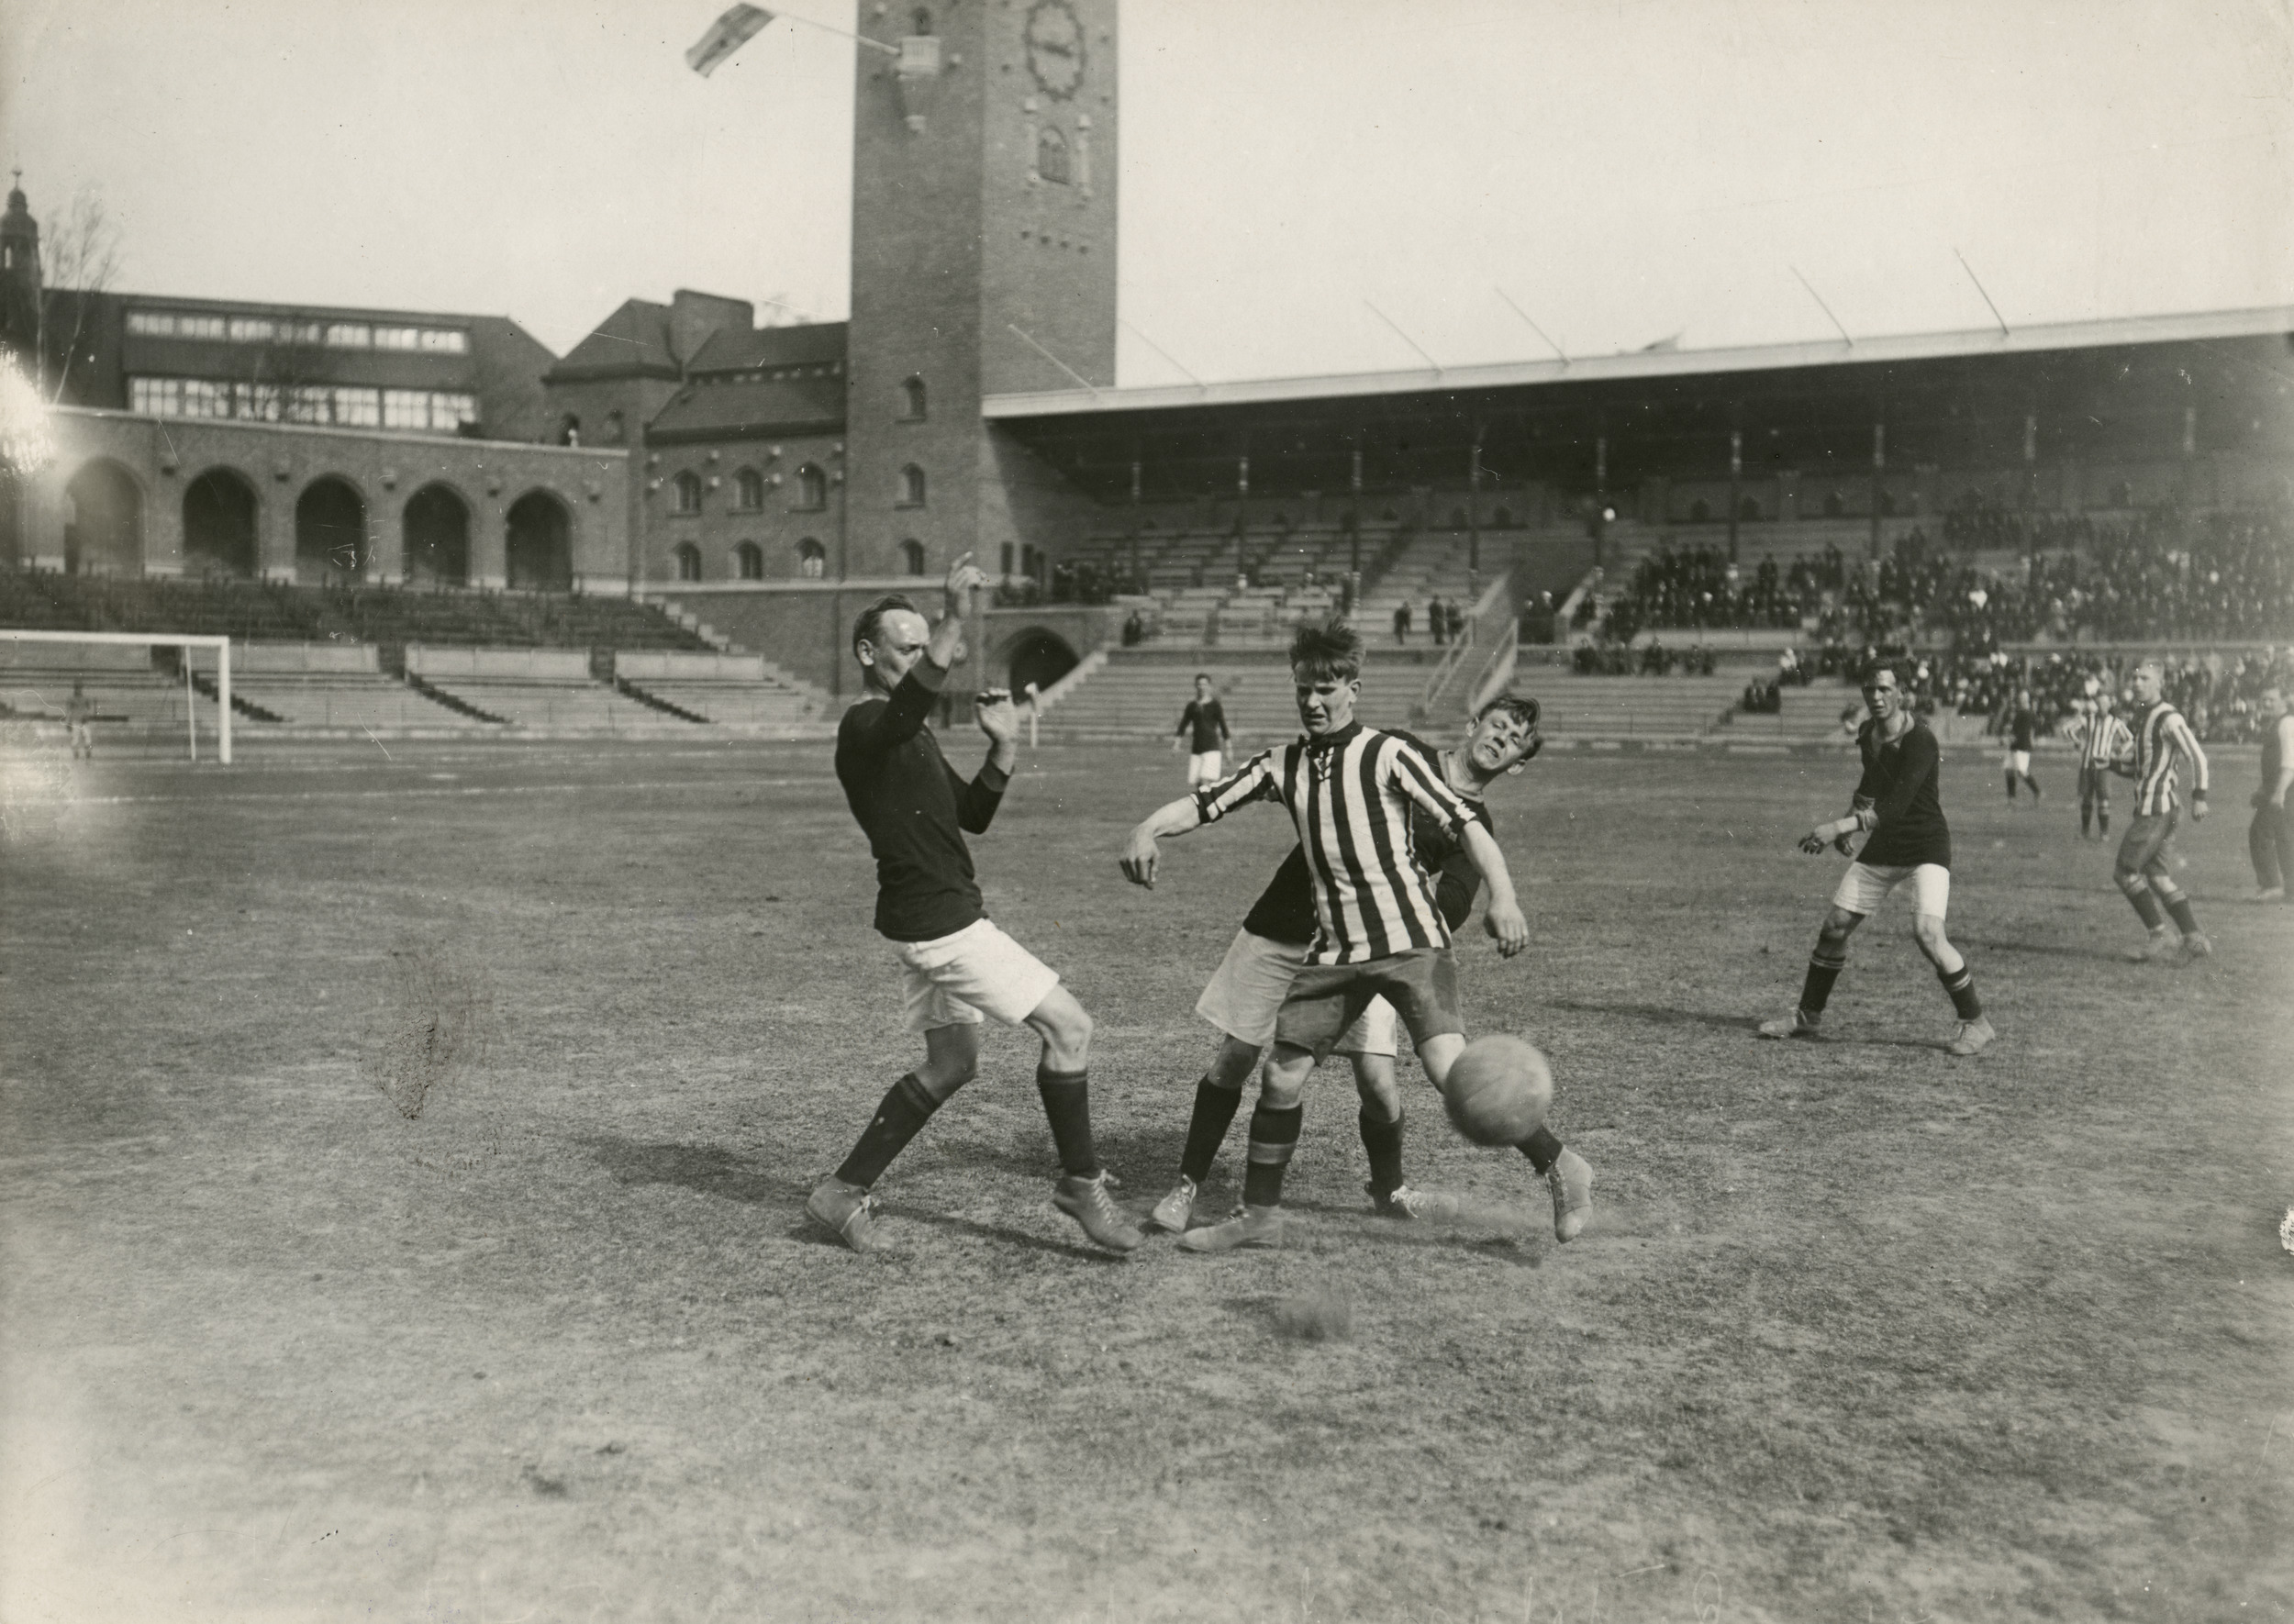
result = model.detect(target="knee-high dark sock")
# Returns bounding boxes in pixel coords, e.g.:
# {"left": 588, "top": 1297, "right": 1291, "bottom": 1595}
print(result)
{"left": 1799, "top": 948, "right": 1848, "bottom": 1017}
{"left": 1517, "top": 1125, "right": 1565, "bottom": 1176}
{"left": 834, "top": 1073, "right": 942, "bottom": 1189}
{"left": 2081, "top": 796, "right": 2094, "bottom": 837}
{"left": 1178, "top": 1077, "right": 1244, "bottom": 1185}
{"left": 2004, "top": 770, "right": 2017, "bottom": 800}
{"left": 2098, "top": 806, "right": 2110, "bottom": 835}
{"left": 1035, "top": 1064, "right": 1100, "bottom": 1179}
{"left": 2121, "top": 875, "right": 2166, "bottom": 930}
{"left": 2154, "top": 879, "right": 2200, "bottom": 938}
{"left": 1242, "top": 1104, "right": 1303, "bottom": 1208}
{"left": 1359, "top": 1109, "right": 1405, "bottom": 1199}
{"left": 1936, "top": 963, "right": 1983, "bottom": 1020}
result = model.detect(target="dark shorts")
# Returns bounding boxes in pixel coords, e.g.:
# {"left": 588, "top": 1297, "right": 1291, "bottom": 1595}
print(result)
{"left": 2116, "top": 809, "right": 2178, "bottom": 877}
{"left": 1273, "top": 947, "right": 1464, "bottom": 1062}
{"left": 2077, "top": 764, "right": 2112, "bottom": 800}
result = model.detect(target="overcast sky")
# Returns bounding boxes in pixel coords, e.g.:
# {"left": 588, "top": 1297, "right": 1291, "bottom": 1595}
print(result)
{"left": 3, "top": 0, "right": 2288, "bottom": 384}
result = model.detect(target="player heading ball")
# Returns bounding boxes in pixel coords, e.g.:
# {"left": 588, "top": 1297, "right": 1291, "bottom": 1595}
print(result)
{"left": 807, "top": 552, "right": 1142, "bottom": 1256}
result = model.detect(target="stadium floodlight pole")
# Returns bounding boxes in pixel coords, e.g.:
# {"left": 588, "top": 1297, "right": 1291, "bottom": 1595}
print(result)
{"left": 1364, "top": 302, "right": 1442, "bottom": 376}
{"left": 1495, "top": 289, "right": 1568, "bottom": 369}
{"left": 1007, "top": 325, "right": 1101, "bottom": 395}
{"left": 1955, "top": 249, "right": 2011, "bottom": 339}
{"left": 1791, "top": 266, "right": 1854, "bottom": 350}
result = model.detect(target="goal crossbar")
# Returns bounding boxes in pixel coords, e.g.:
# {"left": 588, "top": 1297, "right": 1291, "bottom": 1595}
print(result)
{"left": 0, "top": 628, "right": 233, "bottom": 763}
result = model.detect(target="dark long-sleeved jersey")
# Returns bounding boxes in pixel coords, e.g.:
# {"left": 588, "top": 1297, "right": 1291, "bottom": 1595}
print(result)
{"left": 835, "top": 660, "right": 1008, "bottom": 941}
{"left": 1851, "top": 717, "right": 1950, "bottom": 870}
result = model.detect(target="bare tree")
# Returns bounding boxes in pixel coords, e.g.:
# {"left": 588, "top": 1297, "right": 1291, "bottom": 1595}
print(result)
{"left": 37, "top": 186, "right": 122, "bottom": 405}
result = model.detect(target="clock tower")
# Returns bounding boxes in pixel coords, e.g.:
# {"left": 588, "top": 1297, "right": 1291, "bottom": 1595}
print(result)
{"left": 844, "top": 0, "right": 1117, "bottom": 582}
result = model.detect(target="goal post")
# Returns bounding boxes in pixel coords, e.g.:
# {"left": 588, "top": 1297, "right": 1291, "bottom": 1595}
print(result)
{"left": 0, "top": 628, "right": 233, "bottom": 764}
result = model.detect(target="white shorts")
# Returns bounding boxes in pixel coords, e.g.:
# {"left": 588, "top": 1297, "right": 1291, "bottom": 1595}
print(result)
{"left": 1831, "top": 862, "right": 1951, "bottom": 919}
{"left": 1194, "top": 928, "right": 1397, "bottom": 1056}
{"left": 894, "top": 918, "right": 1061, "bottom": 1033}
{"left": 1186, "top": 751, "right": 1224, "bottom": 785}
{"left": 2007, "top": 750, "right": 2032, "bottom": 774}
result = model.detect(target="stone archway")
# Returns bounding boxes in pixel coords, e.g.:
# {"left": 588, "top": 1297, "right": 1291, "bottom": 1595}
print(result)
{"left": 1000, "top": 626, "right": 1080, "bottom": 699}
{"left": 183, "top": 469, "right": 260, "bottom": 577}
{"left": 295, "top": 476, "right": 367, "bottom": 584}
{"left": 63, "top": 459, "right": 143, "bottom": 575}
{"left": 404, "top": 484, "right": 470, "bottom": 586}
{"left": 506, "top": 491, "right": 572, "bottom": 591}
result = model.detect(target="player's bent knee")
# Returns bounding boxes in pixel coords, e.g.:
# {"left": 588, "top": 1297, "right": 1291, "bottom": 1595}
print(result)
{"left": 2115, "top": 868, "right": 2149, "bottom": 896}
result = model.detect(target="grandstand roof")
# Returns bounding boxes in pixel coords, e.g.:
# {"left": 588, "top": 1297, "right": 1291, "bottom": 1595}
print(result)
{"left": 986, "top": 306, "right": 2294, "bottom": 504}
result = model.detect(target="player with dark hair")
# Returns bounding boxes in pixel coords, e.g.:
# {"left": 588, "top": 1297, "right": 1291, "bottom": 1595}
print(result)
{"left": 807, "top": 553, "right": 1141, "bottom": 1255}
{"left": 1119, "top": 619, "right": 1565, "bottom": 1254}
{"left": 2112, "top": 658, "right": 2213, "bottom": 963}
{"left": 1125, "top": 693, "right": 1592, "bottom": 1242}
{"left": 2246, "top": 683, "right": 2293, "bottom": 903}
{"left": 2002, "top": 690, "right": 2043, "bottom": 804}
{"left": 2068, "top": 691, "right": 2132, "bottom": 840}
{"left": 1174, "top": 673, "right": 1231, "bottom": 786}
{"left": 1758, "top": 662, "right": 1994, "bottom": 1055}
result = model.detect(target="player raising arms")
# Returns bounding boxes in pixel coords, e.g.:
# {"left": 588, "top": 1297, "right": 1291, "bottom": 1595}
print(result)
{"left": 1758, "top": 662, "right": 1995, "bottom": 1056}
{"left": 1124, "top": 695, "right": 1592, "bottom": 1243}
{"left": 1119, "top": 619, "right": 1565, "bottom": 1254}
{"left": 807, "top": 554, "right": 1141, "bottom": 1256}
{"left": 2112, "top": 658, "right": 2212, "bottom": 964}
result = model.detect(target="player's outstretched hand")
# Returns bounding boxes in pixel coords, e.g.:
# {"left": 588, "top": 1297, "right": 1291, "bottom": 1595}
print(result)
{"left": 2189, "top": 794, "right": 2209, "bottom": 823}
{"left": 1832, "top": 831, "right": 1856, "bottom": 857}
{"left": 975, "top": 688, "right": 1019, "bottom": 744}
{"left": 1119, "top": 826, "right": 1160, "bottom": 888}
{"left": 1798, "top": 830, "right": 1830, "bottom": 855}
{"left": 1483, "top": 898, "right": 1530, "bottom": 957}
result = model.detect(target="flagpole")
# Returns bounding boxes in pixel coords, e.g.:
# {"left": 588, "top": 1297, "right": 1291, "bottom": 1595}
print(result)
{"left": 777, "top": 9, "right": 902, "bottom": 55}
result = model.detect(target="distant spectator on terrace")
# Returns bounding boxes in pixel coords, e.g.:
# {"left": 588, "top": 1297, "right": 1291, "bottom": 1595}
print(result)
{"left": 1393, "top": 600, "right": 1413, "bottom": 643}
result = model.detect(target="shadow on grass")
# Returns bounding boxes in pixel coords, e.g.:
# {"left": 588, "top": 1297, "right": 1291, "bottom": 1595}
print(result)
{"left": 890, "top": 1206, "right": 1140, "bottom": 1264}
{"left": 1549, "top": 998, "right": 1762, "bottom": 1034}
{"left": 580, "top": 1136, "right": 790, "bottom": 1205}
{"left": 1965, "top": 937, "right": 2128, "bottom": 964}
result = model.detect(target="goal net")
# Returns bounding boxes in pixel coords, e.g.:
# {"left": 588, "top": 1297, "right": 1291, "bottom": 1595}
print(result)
{"left": 0, "top": 629, "right": 235, "bottom": 762}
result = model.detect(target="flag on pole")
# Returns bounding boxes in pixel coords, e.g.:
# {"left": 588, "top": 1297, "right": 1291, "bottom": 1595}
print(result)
{"left": 686, "top": 5, "right": 774, "bottom": 76}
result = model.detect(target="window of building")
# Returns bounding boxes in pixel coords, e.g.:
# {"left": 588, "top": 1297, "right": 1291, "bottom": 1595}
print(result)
{"left": 674, "top": 543, "right": 703, "bottom": 582}
{"left": 672, "top": 472, "right": 704, "bottom": 514}
{"left": 898, "top": 464, "right": 926, "bottom": 507}
{"left": 1493, "top": 506, "right": 1514, "bottom": 528}
{"left": 796, "top": 538, "right": 828, "bottom": 579}
{"left": 604, "top": 409, "right": 626, "bottom": 445}
{"left": 900, "top": 376, "right": 927, "bottom": 420}
{"left": 795, "top": 464, "right": 827, "bottom": 510}
{"left": 325, "top": 323, "right": 372, "bottom": 350}
{"left": 1449, "top": 506, "right": 1468, "bottom": 528}
{"left": 734, "top": 469, "right": 764, "bottom": 510}
{"left": 1689, "top": 498, "right": 1710, "bottom": 522}
{"left": 1000, "top": 543, "right": 1015, "bottom": 574}
{"left": 1038, "top": 127, "right": 1071, "bottom": 185}
{"left": 278, "top": 320, "right": 325, "bottom": 345}
{"left": 179, "top": 314, "right": 226, "bottom": 339}
{"left": 1822, "top": 491, "right": 1844, "bottom": 517}
{"left": 1740, "top": 496, "right": 1763, "bottom": 520}
{"left": 374, "top": 326, "right": 423, "bottom": 351}
{"left": 734, "top": 541, "right": 763, "bottom": 580}
{"left": 127, "top": 312, "right": 173, "bottom": 337}
{"left": 284, "top": 386, "right": 330, "bottom": 425}
{"left": 419, "top": 328, "right": 469, "bottom": 353}
{"left": 182, "top": 380, "right": 230, "bottom": 419}
{"left": 912, "top": 7, "right": 933, "bottom": 33}
{"left": 234, "top": 383, "right": 281, "bottom": 421}
{"left": 129, "top": 377, "right": 182, "bottom": 415}
{"left": 228, "top": 317, "right": 275, "bottom": 342}
{"left": 333, "top": 387, "right": 382, "bottom": 428}
{"left": 900, "top": 539, "right": 927, "bottom": 576}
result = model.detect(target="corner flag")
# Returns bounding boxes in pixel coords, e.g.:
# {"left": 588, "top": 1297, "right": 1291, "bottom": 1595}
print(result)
{"left": 686, "top": 5, "right": 774, "bottom": 76}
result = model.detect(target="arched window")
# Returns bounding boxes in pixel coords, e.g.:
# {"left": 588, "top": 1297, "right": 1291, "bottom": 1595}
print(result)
{"left": 898, "top": 463, "right": 927, "bottom": 507}
{"left": 1877, "top": 489, "right": 1897, "bottom": 517}
{"left": 900, "top": 539, "right": 928, "bottom": 576}
{"left": 673, "top": 542, "right": 703, "bottom": 582}
{"left": 1689, "top": 498, "right": 1711, "bottom": 522}
{"left": 912, "top": 7, "right": 933, "bottom": 33}
{"left": 1822, "top": 491, "right": 1844, "bottom": 517}
{"left": 900, "top": 376, "right": 927, "bottom": 420}
{"left": 1449, "top": 506, "right": 1468, "bottom": 528}
{"left": 796, "top": 538, "right": 827, "bottom": 579}
{"left": 1038, "top": 127, "right": 1071, "bottom": 185}
{"left": 604, "top": 409, "right": 626, "bottom": 445}
{"left": 734, "top": 469, "right": 764, "bottom": 510}
{"left": 672, "top": 471, "right": 703, "bottom": 514}
{"left": 1740, "top": 495, "right": 1764, "bottom": 521}
{"left": 1493, "top": 506, "right": 1514, "bottom": 528}
{"left": 795, "top": 464, "right": 827, "bottom": 510}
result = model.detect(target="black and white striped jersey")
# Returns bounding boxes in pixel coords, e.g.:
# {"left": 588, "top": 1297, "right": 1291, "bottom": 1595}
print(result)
{"left": 2128, "top": 700, "right": 2209, "bottom": 816}
{"left": 1192, "top": 721, "right": 1477, "bottom": 965}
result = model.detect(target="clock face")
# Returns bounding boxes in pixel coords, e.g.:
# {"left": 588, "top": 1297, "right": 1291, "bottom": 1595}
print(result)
{"left": 1024, "top": 0, "right": 1085, "bottom": 99}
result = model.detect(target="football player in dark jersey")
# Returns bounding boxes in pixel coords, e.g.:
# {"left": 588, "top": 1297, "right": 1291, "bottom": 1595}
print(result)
{"left": 1759, "top": 662, "right": 1994, "bottom": 1055}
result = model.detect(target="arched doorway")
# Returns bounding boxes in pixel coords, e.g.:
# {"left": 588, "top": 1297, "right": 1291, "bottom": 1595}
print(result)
{"left": 506, "top": 492, "right": 572, "bottom": 591}
{"left": 63, "top": 460, "right": 142, "bottom": 575}
{"left": 403, "top": 484, "right": 470, "bottom": 586}
{"left": 1002, "top": 627, "right": 1079, "bottom": 698}
{"left": 182, "top": 469, "right": 259, "bottom": 577}
{"left": 295, "top": 477, "right": 367, "bottom": 584}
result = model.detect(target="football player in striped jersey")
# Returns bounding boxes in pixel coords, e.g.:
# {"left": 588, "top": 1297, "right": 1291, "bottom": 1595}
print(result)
{"left": 2112, "top": 659, "right": 2212, "bottom": 964}
{"left": 2066, "top": 692, "right": 2133, "bottom": 840}
{"left": 1119, "top": 619, "right": 1553, "bottom": 1253}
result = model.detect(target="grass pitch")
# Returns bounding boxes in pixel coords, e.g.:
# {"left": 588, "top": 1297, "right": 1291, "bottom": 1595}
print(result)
{"left": 2, "top": 737, "right": 2288, "bottom": 1623}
